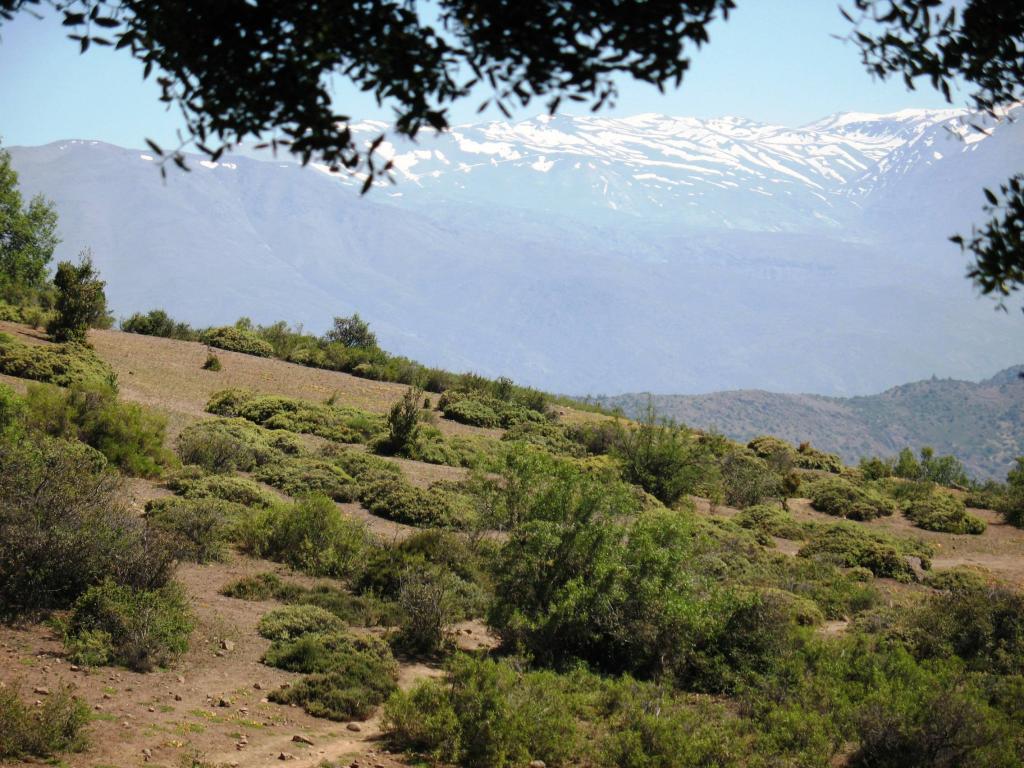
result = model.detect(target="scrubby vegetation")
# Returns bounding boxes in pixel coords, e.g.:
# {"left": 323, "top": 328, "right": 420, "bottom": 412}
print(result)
{"left": 902, "top": 490, "right": 987, "bottom": 534}
{"left": 803, "top": 476, "right": 898, "bottom": 520}
{"left": 0, "top": 332, "right": 116, "bottom": 389}
{"left": 199, "top": 324, "right": 275, "bottom": 357}
{"left": 798, "top": 523, "right": 932, "bottom": 580}
{"left": 0, "top": 683, "right": 90, "bottom": 760}
{"left": 61, "top": 580, "right": 194, "bottom": 671}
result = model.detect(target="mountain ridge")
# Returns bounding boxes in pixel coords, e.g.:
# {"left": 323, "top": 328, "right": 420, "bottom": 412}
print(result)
{"left": 7, "top": 106, "right": 1023, "bottom": 397}
{"left": 591, "top": 364, "right": 1024, "bottom": 480}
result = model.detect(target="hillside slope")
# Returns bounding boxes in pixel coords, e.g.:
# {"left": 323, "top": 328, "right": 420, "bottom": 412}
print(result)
{"left": 593, "top": 365, "right": 1024, "bottom": 480}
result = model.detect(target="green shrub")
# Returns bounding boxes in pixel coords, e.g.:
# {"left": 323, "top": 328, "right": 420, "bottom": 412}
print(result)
{"left": 62, "top": 579, "right": 194, "bottom": 671}
{"left": 0, "top": 683, "right": 90, "bottom": 759}
{"left": 614, "top": 412, "right": 716, "bottom": 506}
{"left": 903, "top": 492, "right": 986, "bottom": 534}
{"left": 383, "top": 655, "right": 579, "bottom": 768}
{"left": 735, "top": 504, "right": 810, "bottom": 542}
{"left": 905, "top": 585, "right": 1024, "bottom": 675}
{"left": 168, "top": 469, "right": 278, "bottom": 508}
{"left": 199, "top": 325, "right": 274, "bottom": 357}
{"left": 720, "top": 452, "right": 783, "bottom": 508}
{"left": 503, "top": 419, "right": 585, "bottom": 457}
{"left": 804, "top": 476, "right": 898, "bottom": 520}
{"left": 145, "top": 497, "right": 247, "bottom": 563}
{"left": 439, "top": 390, "right": 547, "bottom": 429}
{"left": 257, "top": 604, "right": 346, "bottom": 641}
{"left": 207, "top": 388, "right": 383, "bottom": 444}
{"left": 0, "top": 433, "right": 174, "bottom": 618}
{"left": 254, "top": 456, "right": 357, "bottom": 501}
{"left": 237, "top": 495, "right": 369, "bottom": 578}
{"left": 220, "top": 573, "right": 305, "bottom": 602}
{"left": 22, "top": 383, "right": 170, "bottom": 476}
{"left": 0, "top": 332, "right": 116, "bottom": 389}
{"left": 202, "top": 349, "right": 222, "bottom": 371}
{"left": 121, "top": 308, "right": 197, "bottom": 340}
{"left": 850, "top": 654, "right": 1019, "bottom": 768}
{"left": 176, "top": 417, "right": 282, "bottom": 472}
{"left": 923, "top": 567, "right": 992, "bottom": 592}
{"left": 377, "top": 386, "right": 422, "bottom": 454}
{"left": 262, "top": 629, "right": 398, "bottom": 721}
{"left": 798, "top": 523, "right": 929, "bottom": 580}
{"left": 358, "top": 471, "right": 474, "bottom": 528}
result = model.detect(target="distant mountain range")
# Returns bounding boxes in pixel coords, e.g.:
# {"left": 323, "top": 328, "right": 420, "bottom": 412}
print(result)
{"left": 7, "top": 106, "right": 1024, "bottom": 396}
{"left": 591, "top": 365, "right": 1024, "bottom": 480}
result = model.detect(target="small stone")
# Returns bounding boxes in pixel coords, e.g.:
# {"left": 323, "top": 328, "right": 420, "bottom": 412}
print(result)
{"left": 174, "top": 694, "right": 183, "bottom": 702}
{"left": 102, "top": 693, "right": 112, "bottom": 700}
{"left": 221, "top": 639, "right": 235, "bottom": 652}
{"left": 278, "top": 752, "right": 295, "bottom": 761}
{"left": 142, "top": 748, "right": 153, "bottom": 761}
{"left": 218, "top": 697, "right": 232, "bottom": 708}
{"left": 215, "top": 651, "right": 225, "bottom": 657}
{"left": 346, "top": 723, "right": 361, "bottom": 732}
{"left": 148, "top": 706, "right": 155, "bottom": 713}
{"left": 70, "top": 664, "right": 80, "bottom": 671}
{"left": 292, "top": 734, "right": 314, "bottom": 745}
{"left": 176, "top": 675, "right": 185, "bottom": 684}
{"left": 33, "top": 686, "right": 49, "bottom": 696}
{"left": 253, "top": 682, "right": 263, "bottom": 690}
{"left": 529, "top": 761, "right": 547, "bottom": 768}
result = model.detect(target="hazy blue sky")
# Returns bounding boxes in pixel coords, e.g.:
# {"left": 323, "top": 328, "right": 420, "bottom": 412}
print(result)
{"left": 0, "top": 2, "right": 962, "bottom": 149}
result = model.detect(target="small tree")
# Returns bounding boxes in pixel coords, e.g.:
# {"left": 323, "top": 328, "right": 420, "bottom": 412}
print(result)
{"left": 47, "top": 250, "right": 112, "bottom": 343}
{"left": 324, "top": 313, "right": 377, "bottom": 349}
{"left": 381, "top": 387, "right": 421, "bottom": 455}
{"left": 0, "top": 145, "right": 59, "bottom": 304}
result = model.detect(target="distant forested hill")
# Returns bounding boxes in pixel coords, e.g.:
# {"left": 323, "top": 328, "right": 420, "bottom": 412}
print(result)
{"left": 591, "top": 366, "right": 1024, "bottom": 480}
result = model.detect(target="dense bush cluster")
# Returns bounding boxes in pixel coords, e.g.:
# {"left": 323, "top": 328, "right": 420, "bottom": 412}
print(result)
{"left": 803, "top": 476, "right": 898, "bottom": 520}
{"left": 0, "top": 684, "right": 90, "bottom": 760}
{"left": 121, "top": 308, "right": 197, "bottom": 340}
{"left": 199, "top": 325, "right": 275, "bottom": 357}
{"left": 748, "top": 435, "right": 843, "bottom": 473}
{"left": 438, "top": 389, "right": 548, "bottom": 429}
{"left": 145, "top": 497, "right": 248, "bottom": 563}
{"left": 207, "top": 388, "right": 383, "bottom": 444}
{"left": 798, "top": 523, "right": 931, "bottom": 580}
{"left": 0, "top": 332, "right": 116, "bottom": 389}
{"left": 257, "top": 605, "right": 398, "bottom": 721}
{"left": 902, "top": 491, "right": 987, "bottom": 534}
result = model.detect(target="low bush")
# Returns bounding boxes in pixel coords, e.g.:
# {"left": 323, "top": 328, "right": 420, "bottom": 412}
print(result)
{"left": 176, "top": 417, "right": 283, "bottom": 472}
{"left": 257, "top": 604, "right": 346, "bottom": 641}
{"left": 615, "top": 413, "right": 716, "bottom": 506}
{"left": 236, "top": 495, "right": 369, "bottom": 578}
{"left": 62, "top": 579, "right": 194, "bottom": 671}
{"left": 220, "top": 573, "right": 305, "bottom": 602}
{"left": 199, "top": 325, "right": 274, "bottom": 357}
{"left": 905, "top": 584, "right": 1024, "bottom": 675}
{"left": 121, "top": 309, "right": 197, "bottom": 340}
{"left": 358, "top": 471, "right": 474, "bottom": 528}
{"left": 254, "top": 456, "right": 358, "bottom": 501}
{"left": 222, "top": 574, "right": 399, "bottom": 626}
{"left": 207, "top": 388, "right": 383, "bottom": 444}
{"left": 202, "top": 349, "right": 222, "bottom": 371}
{"left": 720, "top": 452, "right": 783, "bottom": 508}
{"left": 798, "top": 523, "right": 931, "bottom": 580}
{"left": 903, "top": 492, "right": 986, "bottom": 535}
{"left": 0, "top": 332, "right": 116, "bottom": 389}
{"left": 145, "top": 497, "right": 248, "bottom": 563}
{"left": 438, "top": 390, "right": 548, "bottom": 429}
{"left": 168, "top": 469, "right": 278, "bottom": 508}
{"left": 735, "top": 503, "right": 810, "bottom": 542}
{"left": 0, "top": 433, "right": 174, "bottom": 618}
{"left": 922, "top": 567, "right": 992, "bottom": 592}
{"left": 0, "top": 683, "right": 90, "bottom": 759}
{"left": 803, "top": 476, "right": 898, "bottom": 521}
{"left": 503, "top": 419, "right": 585, "bottom": 457}
{"left": 22, "top": 383, "right": 170, "bottom": 476}
{"left": 383, "top": 655, "right": 579, "bottom": 768}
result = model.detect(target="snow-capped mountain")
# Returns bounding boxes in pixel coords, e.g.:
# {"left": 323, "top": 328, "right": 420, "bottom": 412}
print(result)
{"left": 7, "top": 107, "right": 1023, "bottom": 396}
